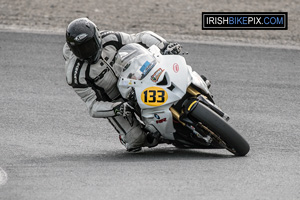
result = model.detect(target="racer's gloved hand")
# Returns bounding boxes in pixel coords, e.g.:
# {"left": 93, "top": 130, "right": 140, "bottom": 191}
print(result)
{"left": 163, "top": 43, "right": 182, "bottom": 55}
{"left": 114, "top": 102, "right": 134, "bottom": 117}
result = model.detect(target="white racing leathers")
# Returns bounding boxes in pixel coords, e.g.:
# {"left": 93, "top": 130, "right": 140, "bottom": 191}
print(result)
{"left": 63, "top": 31, "right": 168, "bottom": 150}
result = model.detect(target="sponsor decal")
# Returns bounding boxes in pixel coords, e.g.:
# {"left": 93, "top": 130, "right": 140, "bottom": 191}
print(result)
{"left": 151, "top": 68, "right": 164, "bottom": 82}
{"left": 141, "top": 86, "right": 168, "bottom": 107}
{"left": 173, "top": 63, "right": 179, "bottom": 73}
{"left": 154, "top": 114, "right": 160, "bottom": 119}
{"left": 142, "top": 61, "right": 156, "bottom": 78}
{"left": 120, "top": 79, "right": 134, "bottom": 86}
{"left": 156, "top": 118, "right": 167, "bottom": 124}
{"left": 140, "top": 61, "right": 151, "bottom": 72}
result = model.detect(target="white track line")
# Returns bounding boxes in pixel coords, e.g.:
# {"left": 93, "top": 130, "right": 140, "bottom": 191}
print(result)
{"left": 0, "top": 167, "right": 8, "bottom": 186}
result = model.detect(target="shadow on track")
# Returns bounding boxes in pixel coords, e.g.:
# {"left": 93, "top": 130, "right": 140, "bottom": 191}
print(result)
{"left": 109, "top": 148, "right": 235, "bottom": 161}
{"left": 20, "top": 147, "right": 244, "bottom": 165}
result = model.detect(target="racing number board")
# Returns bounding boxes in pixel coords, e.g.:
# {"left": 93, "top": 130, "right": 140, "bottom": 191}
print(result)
{"left": 141, "top": 87, "right": 168, "bottom": 106}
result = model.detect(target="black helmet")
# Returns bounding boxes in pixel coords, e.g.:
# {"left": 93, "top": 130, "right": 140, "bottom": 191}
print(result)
{"left": 66, "top": 18, "right": 102, "bottom": 63}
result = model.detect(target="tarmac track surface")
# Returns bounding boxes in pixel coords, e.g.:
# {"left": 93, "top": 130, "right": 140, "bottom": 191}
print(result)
{"left": 0, "top": 31, "right": 299, "bottom": 200}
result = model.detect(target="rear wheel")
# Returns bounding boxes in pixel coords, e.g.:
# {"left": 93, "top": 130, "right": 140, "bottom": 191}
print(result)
{"left": 190, "top": 102, "right": 250, "bottom": 156}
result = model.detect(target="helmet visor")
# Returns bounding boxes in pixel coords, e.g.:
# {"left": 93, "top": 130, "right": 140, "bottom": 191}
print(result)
{"left": 69, "top": 37, "right": 101, "bottom": 60}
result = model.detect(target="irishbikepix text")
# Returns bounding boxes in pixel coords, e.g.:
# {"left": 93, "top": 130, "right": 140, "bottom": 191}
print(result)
{"left": 202, "top": 12, "right": 288, "bottom": 30}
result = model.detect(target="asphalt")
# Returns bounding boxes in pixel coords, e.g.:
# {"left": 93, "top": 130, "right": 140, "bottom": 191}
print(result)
{"left": 0, "top": 31, "right": 299, "bottom": 200}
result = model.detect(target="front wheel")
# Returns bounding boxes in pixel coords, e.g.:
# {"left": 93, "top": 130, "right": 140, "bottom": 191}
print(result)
{"left": 190, "top": 102, "right": 250, "bottom": 156}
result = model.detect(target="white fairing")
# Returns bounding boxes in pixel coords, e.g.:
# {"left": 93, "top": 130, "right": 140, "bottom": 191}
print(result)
{"left": 117, "top": 44, "right": 194, "bottom": 140}
{"left": 191, "top": 71, "right": 210, "bottom": 95}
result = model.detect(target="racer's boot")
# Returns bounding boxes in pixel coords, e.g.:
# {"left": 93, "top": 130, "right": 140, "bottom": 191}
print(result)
{"left": 119, "top": 135, "right": 142, "bottom": 152}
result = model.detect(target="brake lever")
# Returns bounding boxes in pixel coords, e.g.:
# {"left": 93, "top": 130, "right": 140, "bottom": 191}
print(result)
{"left": 180, "top": 51, "right": 189, "bottom": 55}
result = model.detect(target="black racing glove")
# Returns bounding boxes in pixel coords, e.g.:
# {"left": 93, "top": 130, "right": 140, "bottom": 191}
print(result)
{"left": 163, "top": 43, "right": 182, "bottom": 55}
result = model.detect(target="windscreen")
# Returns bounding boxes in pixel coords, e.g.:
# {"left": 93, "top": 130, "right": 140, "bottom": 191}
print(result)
{"left": 116, "top": 44, "right": 157, "bottom": 80}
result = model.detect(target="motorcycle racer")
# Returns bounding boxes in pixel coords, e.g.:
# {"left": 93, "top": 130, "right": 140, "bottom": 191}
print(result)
{"left": 63, "top": 17, "right": 182, "bottom": 152}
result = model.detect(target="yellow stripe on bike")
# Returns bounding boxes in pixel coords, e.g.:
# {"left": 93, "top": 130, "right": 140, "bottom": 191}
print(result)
{"left": 188, "top": 101, "right": 198, "bottom": 111}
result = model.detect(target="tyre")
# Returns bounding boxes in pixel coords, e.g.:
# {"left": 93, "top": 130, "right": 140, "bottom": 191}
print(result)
{"left": 190, "top": 102, "right": 250, "bottom": 156}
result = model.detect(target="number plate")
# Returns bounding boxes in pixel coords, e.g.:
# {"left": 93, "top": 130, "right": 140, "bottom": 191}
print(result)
{"left": 141, "top": 87, "right": 168, "bottom": 106}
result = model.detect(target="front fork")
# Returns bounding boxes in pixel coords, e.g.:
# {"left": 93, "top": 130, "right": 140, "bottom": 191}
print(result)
{"left": 170, "top": 106, "right": 213, "bottom": 145}
{"left": 169, "top": 86, "right": 212, "bottom": 144}
{"left": 181, "top": 85, "right": 229, "bottom": 121}
{"left": 169, "top": 85, "right": 229, "bottom": 145}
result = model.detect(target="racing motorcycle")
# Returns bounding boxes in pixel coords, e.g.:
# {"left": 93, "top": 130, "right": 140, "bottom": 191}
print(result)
{"left": 116, "top": 43, "right": 250, "bottom": 156}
